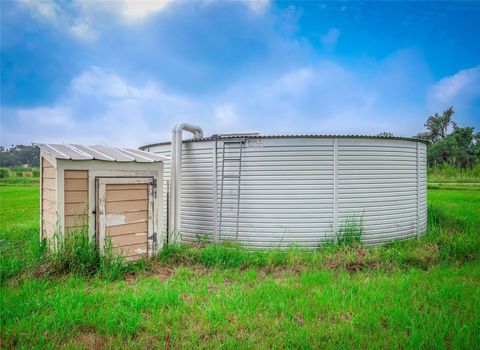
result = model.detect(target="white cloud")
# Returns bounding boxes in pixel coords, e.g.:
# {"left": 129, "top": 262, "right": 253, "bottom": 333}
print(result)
{"left": 69, "top": 21, "right": 97, "bottom": 41}
{"left": 19, "top": 0, "right": 62, "bottom": 24}
{"left": 17, "top": 106, "right": 74, "bottom": 127}
{"left": 273, "top": 68, "right": 314, "bottom": 95}
{"left": 19, "top": 0, "right": 98, "bottom": 41}
{"left": 321, "top": 28, "right": 340, "bottom": 47}
{"left": 241, "top": 0, "right": 271, "bottom": 15}
{"left": 72, "top": 67, "right": 135, "bottom": 98}
{"left": 3, "top": 67, "right": 200, "bottom": 147}
{"left": 214, "top": 103, "right": 237, "bottom": 127}
{"left": 3, "top": 51, "right": 440, "bottom": 147}
{"left": 18, "top": 0, "right": 271, "bottom": 42}
{"left": 119, "top": 0, "right": 175, "bottom": 22}
{"left": 428, "top": 66, "right": 480, "bottom": 110}
{"left": 229, "top": 61, "right": 380, "bottom": 134}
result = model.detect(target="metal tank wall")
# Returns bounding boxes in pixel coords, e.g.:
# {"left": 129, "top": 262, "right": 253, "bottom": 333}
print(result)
{"left": 146, "top": 136, "right": 427, "bottom": 247}
{"left": 336, "top": 138, "right": 427, "bottom": 245}
{"left": 147, "top": 141, "right": 216, "bottom": 242}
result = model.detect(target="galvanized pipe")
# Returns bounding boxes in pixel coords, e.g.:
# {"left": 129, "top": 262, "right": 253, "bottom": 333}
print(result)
{"left": 170, "top": 123, "right": 204, "bottom": 238}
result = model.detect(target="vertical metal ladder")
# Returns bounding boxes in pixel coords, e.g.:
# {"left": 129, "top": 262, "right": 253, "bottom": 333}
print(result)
{"left": 218, "top": 139, "right": 245, "bottom": 241}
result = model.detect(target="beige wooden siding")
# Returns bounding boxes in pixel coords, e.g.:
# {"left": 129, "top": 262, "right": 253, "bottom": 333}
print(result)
{"left": 105, "top": 183, "right": 149, "bottom": 260}
{"left": 41, "top": 157, "right": 56, "bottom": 240}
{"left": 64, "top": 170, "right": 89, "bottom": 233}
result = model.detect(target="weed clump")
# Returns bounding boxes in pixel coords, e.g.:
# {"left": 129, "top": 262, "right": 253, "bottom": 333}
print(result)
{"left": 336, "top": 215, "right": 364, "bottom": 246}
{"left": 39, "top": 228, "right": 128, "bottom": 281}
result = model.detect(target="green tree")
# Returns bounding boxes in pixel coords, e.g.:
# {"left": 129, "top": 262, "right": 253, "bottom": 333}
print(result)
{"left": 0, "top": 145, "right": 40, "bottom": 167}
{"left": 417, "top": 107, "right": 479, "bottom": 167}
{"left": 419, "top": 106, "right": 455, "bottom": 143}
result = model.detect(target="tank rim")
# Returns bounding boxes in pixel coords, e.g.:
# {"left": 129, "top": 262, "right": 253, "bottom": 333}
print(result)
{"left": 140, "top": 134, "right": 428, "bottom": 150}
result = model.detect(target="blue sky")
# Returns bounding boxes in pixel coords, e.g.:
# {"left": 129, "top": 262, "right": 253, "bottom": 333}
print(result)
{"left": 1, "top": 0, "right": 479, "bottom": 147}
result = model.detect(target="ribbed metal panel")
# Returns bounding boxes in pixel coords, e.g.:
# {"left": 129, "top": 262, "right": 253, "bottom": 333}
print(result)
{"left": 337, "top": 138, "right": 424, "bottom": 245}
{"left": 149, "top": 142, "right": 215, "bottom": 242}
{"left": 217, "top": 138, "right": 334, "bottom": 248}
{"left": 147, "top": 136, "right": 427, "bottom": 247}
{"left": 37, "top": 143, "right": 167, "bottom": 163}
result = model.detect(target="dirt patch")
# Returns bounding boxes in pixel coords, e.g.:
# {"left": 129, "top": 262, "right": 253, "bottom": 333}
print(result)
{"left": 324, "top": 247, "right": 383, "bottom": 272}
{"left": 73, "top": 330, "right": 106, "bottom": 349}
{"left": 295, "top": 315, "right": 305, "bottom": 326}
{"left": 328, "top": 311, "right": 353, "bottom": 323}
{"left": 30, "top": 263, "right": 52, "bottom": 278}
{"left": 148, "top": 264, "right": 175, "bottom": 281}
{"left": 259, "top": 264, "right": 306, "bottom": 277}
{"left": 208, "top": 284, "right": 219, "bottom": 292}
{"left": 147, "top": 262, "right": 209, "bottom": 281}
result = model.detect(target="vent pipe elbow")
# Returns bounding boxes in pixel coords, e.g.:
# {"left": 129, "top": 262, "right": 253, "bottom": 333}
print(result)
{"left": 172, "top": 123, "right": 204, "bottom": 139}
{"left": 170, "top": 123, "right": 204, "bottom": 238}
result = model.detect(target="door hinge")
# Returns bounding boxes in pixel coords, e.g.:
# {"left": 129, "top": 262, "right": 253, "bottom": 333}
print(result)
{"left": 149, "top": 233, "right": 157, "bottom": 244}
{"left": 151, "top": 179, "right": 157, "bottom": 196}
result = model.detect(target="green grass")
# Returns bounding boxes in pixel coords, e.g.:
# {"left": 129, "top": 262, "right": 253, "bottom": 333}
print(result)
{"left": 428, "top": 164, "right": 480, "bottom": 184}
{"left": 1, "top": 179, "right": 479, "bottom": 349}
{"left": 0, "top": 176, "right": 40, "bottom": 186}
{"left": 0, "top": 182, "right": 41, "bottom": 282}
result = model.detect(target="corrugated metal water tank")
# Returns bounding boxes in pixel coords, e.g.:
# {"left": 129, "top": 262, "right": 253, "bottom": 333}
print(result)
{"left": 142, "top": 135, "right": 427, "bottom": 247}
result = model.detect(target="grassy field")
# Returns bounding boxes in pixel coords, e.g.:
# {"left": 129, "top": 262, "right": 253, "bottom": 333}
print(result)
{"left": 1, "top": 178, "right": 479, "bottom": 349}
{"left": 428, "top": 164, "right": 480, "bottom": 184}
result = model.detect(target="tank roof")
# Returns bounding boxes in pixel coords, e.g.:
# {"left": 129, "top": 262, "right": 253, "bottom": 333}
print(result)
{"left": 140, "top": 134, "right": 428, "bottom": 150}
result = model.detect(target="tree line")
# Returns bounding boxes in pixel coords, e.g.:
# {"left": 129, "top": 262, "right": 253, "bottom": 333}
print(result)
{"left": 0, "top": 144, "right": 40, "bottom": 167}
{"left": 0, "top": 108, "right": 478, "bottom": 168}
{"left": 415, "top": 107, "right": 479, "bottom": 167}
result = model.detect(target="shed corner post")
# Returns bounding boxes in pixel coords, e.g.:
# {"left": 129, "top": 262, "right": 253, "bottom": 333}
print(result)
{"left": 333, "top": 137, "right": 339, "bottom": 243}
{"left": 156, "top": 166, "right": 165, "bottom": 252}
{"left": 56, "top": 161, "right": 65, "bottom": 244}
{"left": 87, "top": 171, "right": 96, "bottom": 242}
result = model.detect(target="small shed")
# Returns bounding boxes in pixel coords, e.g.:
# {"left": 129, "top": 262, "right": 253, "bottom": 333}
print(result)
{"left": 37, "top": 144, "right": 167, "bottom": 260}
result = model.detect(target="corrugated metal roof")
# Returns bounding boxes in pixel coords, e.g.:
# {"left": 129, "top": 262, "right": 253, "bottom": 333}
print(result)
{"left": 37, "top": 143, "right": 168, "bottom": 163}
{"left": 140, "top": 134, "right": 428, "bottom": 149}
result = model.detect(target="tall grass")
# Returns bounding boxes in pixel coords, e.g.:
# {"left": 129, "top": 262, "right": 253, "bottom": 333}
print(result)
{"left": 0, "top": 177, "right": 39, "bottom": 186}
{"left": 43, "top": 228, "right": 130, "bottom": 281}
{"left": 156, "top": 199, "right": 479, "bottom": 272}
{"left": 158, "top": 216, "right": 366, "bottom": 270}
{"left": 428, "top": 163, "right": 480, "bottom": 183}
{"left": 0, "top": 167, "right": 39, "bottom": 178}
{"left": 336, "top": 214, "right": 364, "bottom": 246}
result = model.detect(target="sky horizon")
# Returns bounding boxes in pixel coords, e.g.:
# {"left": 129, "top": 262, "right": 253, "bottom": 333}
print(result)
{"left": 1, "top": 0, "right": 479, "bottom": 148}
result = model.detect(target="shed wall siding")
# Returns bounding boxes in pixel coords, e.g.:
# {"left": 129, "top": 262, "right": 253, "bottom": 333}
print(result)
{"left": 149, "top": 137, "right": 427, "bottom": 248}
{"left": 64, "top": 170, "right": 89, "bottom": 233}
{"left": 41, "top": 157, "right": 56, "bottom": 240}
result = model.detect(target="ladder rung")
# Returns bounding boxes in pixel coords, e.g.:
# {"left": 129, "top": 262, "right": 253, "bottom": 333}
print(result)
{"left": 222, "top": 175, "right": 240, "bottom": 178}
{"left": 223, "top": 158, "right": 241, "bottom": 162}
{"left": 223, "top": 140, "right": 244, "bottom": 144}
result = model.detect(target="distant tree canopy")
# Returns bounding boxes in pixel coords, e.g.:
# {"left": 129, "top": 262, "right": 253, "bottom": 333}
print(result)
{"left": 377, "top": 132, "right": 394, "bottom": 137}
{"left": 416, "top": 107, "right": 480, "bottom": 167}
{"left": 0, "top": 144, "right": 40, "bottom": 167}
{"left": 1, "top": 109, "right": 478, "bottom": 169}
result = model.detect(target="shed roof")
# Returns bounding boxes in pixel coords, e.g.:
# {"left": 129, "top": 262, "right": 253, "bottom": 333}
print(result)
{"left": 37, "top": 144, "right": 168, "bottom": 163}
